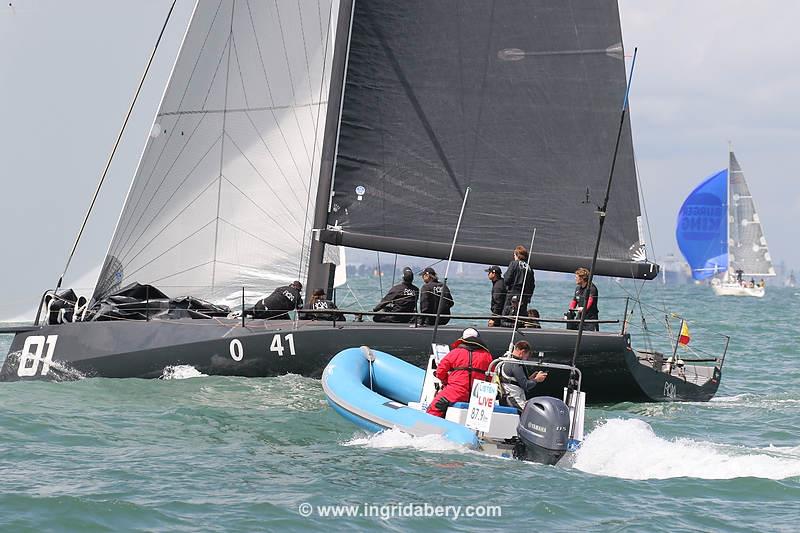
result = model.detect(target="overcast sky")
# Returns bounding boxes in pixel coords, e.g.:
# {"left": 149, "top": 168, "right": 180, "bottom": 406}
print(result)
{"left": 1, "top": 0, "right": 798, "bottom": 320}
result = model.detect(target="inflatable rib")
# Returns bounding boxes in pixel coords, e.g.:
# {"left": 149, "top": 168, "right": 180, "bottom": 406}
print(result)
{"left": 322, "top": 346, "right": 481, "bottom": 448}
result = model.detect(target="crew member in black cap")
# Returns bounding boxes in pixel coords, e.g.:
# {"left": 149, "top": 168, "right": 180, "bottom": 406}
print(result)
{"left": 373, "top": 266, "right": 419, "bottom": 323}
{"left": 252, "top": 280, "right": 303, "bottom": 319}
{"left": 485, "top": 265, "right": 506, "bottom": 327}
{"left": 419, "top": 267, "right": 454, "bottom": 325}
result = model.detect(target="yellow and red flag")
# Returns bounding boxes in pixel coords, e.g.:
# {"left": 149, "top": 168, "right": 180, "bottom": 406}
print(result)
{"left": 678, "top": 322, "right": 691, "bottom": 346}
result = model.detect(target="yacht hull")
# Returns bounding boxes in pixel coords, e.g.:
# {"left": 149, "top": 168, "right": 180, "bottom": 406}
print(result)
{"left": 1, "top": 319, "right": 720, "bottom": 403}
{"left": 711, "top": 282, "right": 765, "bottom": 298}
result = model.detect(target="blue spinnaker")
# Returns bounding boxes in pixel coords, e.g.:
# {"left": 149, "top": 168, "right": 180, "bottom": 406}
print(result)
{"left": 676, "top": 169, "right": 728, "bottom": 280}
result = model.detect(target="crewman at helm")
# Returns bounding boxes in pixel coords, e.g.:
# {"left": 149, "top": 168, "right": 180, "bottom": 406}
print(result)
{"left": 497, "top": 340, "right": 548, "bottom": 411}
{"left": 426, "top": 328, "right": 493, "bottom": 418}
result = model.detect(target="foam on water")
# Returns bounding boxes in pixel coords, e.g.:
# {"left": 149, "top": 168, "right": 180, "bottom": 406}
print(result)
{"left": 573, "top": 418, "right": 800, "bottom": 480}
{"left": 160, "top": 365, "right": 207, "bottom": 380}
{"left": 344, "top": 428, "right": 468, "bottom": 453}
{"left": 711, "top": 393, "right": 800, "bottom": 408}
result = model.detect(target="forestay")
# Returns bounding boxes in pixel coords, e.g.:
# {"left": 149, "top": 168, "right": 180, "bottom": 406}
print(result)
{"left": 94, "top": 0, "right": 337, "bottom": 305}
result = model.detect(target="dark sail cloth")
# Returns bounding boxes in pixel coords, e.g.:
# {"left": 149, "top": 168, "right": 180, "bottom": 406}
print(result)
{"left": 298, "top": 299, "right": 343, "bottom": 321}
{"left": 419, "top": 280, "right": 453, "bottom": 325}
{"left": 373, "top": 281, "right": 419, "bottom": 323}
{"left": 503, "top": 259, "right": 535, "bottom": 316}
{"left": 252, "top": 285, "right": 303, "bottom": 319}
{"left": 571, "top": 282, "right": 599, "bottom": 331}
{"left": 489, "top": 278, "right": 506, "bottom": 325}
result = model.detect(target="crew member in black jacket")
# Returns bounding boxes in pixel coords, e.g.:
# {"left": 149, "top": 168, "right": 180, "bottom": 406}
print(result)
{"left": 485, "top": 265, "right": 506, "bottom": 327}
{"left": 503, "top": 245, "right": 535, "bottom": 317}
{"left": 299, "top": 289, "right": 342, "bottom": 321}
{"left": 373, "top": 267, "right": 419, "bottom": 323}
{"left": 418, "top": 267, "right": 453, "bottom": 325}
{"left": 252, "top": 281, "right": 303, "bottom": 319}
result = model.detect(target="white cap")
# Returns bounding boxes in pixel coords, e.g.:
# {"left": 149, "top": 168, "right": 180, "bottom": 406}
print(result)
{"left": 461, "top": 327, "right": 479, "bottom": 339}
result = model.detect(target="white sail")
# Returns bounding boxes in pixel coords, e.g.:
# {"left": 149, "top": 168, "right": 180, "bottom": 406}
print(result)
{"left": 727, "top": 151, "right": 774, "bottom": 277}
{"left": 93, "top": 0, "right": 336, "bottom": 305}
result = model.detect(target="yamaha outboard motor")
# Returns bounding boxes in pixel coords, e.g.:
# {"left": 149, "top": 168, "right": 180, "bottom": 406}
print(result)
{"left": 514, "top": 396, "right": 571, "bottom": 465}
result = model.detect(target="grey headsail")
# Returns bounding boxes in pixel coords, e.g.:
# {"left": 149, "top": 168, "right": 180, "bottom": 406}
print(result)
{"left": 318, "top": 0, "right": 657, "bottom": 279}
{"left": 728, "top": 151, "right": 774, "bottom": 276}
{"left": 94, "top": 0, "right": 337, "bottom": 304}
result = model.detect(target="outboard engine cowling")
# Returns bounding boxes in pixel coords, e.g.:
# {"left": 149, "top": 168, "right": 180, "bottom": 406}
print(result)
{"left": 514, "top": 396, "right": 571, "bottom": 465}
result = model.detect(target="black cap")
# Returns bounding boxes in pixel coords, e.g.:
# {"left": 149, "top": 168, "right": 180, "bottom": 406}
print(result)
{"left": 402, "top": 266, "right": 414, "bottom": 282}
{"left": 485, "top": 265, "right": 501, "bottom": 276}
{"left": 421, "top": 267, "right": 437, "bottom": 277}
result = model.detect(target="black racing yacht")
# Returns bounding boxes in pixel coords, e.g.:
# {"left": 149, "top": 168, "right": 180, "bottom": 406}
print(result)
{"left": 1, "top": 0, "right": 727, "bottom": 402}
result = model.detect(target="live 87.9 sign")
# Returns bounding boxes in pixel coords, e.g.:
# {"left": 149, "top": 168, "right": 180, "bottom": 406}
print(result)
{"left": 465, "top": 380, "right": 497, "bottom": 433}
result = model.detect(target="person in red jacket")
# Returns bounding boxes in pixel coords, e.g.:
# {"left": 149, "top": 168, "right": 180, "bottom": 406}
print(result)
{"left": 426, "top": 328, "right": 494, "bottom": 418}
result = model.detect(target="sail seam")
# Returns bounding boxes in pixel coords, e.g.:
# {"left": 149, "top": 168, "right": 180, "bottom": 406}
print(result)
{"left": 112, "top": 114, "right": 216, "bottom": 260}
{"left": 244, "top": 0, "right": 309, "bottom": 203}
{"left": 117, "top": 175, "right": 221, "bottom": 269}
{"left": 122, "top": 219, "right": 217, "bottom": 282}
{"left": 274, "top": 0, "right": 313, "bottom": 166}
{"left": 211, "top": 1, "right": 237, "bottom": 295}
{"left": 112, "top": 0, "right": 225, "bottom": 256}
{"left": 219, "top": 175, "right": 305, "bottom": 246}
{"left": 217, "top": 217, "right": 297, "bottom": 257}
{"left": 221, "top": 132, "right": 307, "bottom": 224}
{"left": 156, "top": 101, "right": 329, "bottom": 117}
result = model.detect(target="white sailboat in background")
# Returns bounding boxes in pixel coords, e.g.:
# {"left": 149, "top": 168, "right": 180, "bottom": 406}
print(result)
{"left": 676, "top": 147, "right": 775, "bottom": 297}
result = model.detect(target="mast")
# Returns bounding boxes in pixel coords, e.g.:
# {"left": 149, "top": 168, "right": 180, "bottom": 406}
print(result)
{"left": 727, "top": 141, "right": 733, "bottom": 279}
{"left": 306, "top": 0, "right": 356, "bottom": 294}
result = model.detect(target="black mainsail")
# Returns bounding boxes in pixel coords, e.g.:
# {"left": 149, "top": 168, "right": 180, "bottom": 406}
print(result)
{"left": 313, "top": 0, "right": 658, "bottom": 280}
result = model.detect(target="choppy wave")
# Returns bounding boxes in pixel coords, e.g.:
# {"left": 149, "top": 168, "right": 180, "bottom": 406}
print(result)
{"left": 159, "top": 365, "right": 207, "bottom": 380}
{"left": 573, "top": 418, "right": 800, "bottom": 480}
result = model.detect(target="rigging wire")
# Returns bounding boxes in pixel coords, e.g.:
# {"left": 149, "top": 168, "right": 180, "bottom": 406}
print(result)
{"left": 569, "top": 47, "right": 639, "bottom": 374}
{"left": 53, "top": 0, "right": 178, "bottom": 295}
{"left": 431, "top": 187, "right": 471, "bottom": 344}
{"left": 376, "top": 251, "right": 383, "bottom": 295}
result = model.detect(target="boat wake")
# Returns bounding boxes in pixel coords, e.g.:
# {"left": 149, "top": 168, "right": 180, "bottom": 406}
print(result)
{"left": 573, "top": 418, "right": 800, "bottom": 480}
{"left": 344, "top": 428, "right": 468, "bottom": 453}
{"left": 160, "top": 365, "right": 207, "bottom": 380}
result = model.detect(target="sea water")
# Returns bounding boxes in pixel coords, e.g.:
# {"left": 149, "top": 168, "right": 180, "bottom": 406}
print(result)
{"left": 1, "top": 278, "right": 798, "bottom": 531}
